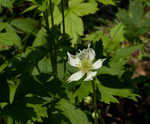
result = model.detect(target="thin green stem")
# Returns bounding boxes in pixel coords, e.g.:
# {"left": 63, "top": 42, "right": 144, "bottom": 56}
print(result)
{"left": 61, "top": 0, "right": 66, "bottom": 76}
{"left": 61, "top": 0, "right": 65, "bottom": 34}
{"left": 49, "top": 0, "right": 57, "bottom": 77}
{"left": 43, "top": 0, "right": 57, "bottom": 77}
{"left": 92, "top": 80, "right": 98, "bottom": 124}
{"left": 49, "top": 0, "right": 54, "bottom": 26}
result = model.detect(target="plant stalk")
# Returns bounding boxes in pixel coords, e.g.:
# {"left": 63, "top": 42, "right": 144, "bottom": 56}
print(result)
{"left": 44, "top": 0, "right": 57, "bottom": 77}
{"left": 92, "top": 80, "right": 98, "bottom": 124}
{"left": 49, "top": 0, "right": 58, "bottom": 77}
{"left": 61, "top": 0, "right": 65, "bottom": 34}
{"left": 49, "top": 0, "right": 54, "bottom": 27}
{"left": 61, "top": 0, "right": 66, "bottom": 76}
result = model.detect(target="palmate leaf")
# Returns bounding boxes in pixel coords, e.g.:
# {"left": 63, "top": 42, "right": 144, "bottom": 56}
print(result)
{"left": 64, "top": 0, "right": 98, "bottom": 45}
{"left": 99, "top": 45, "right": 143, "bottom": 76}
{"left": 96, "top": 78, "right": 140, "bottom": 104}
{"left": 56, "top": 99, "right": 91, "bottom": 124}
{"left": 117, "top": 0, "right": 150, "bottom": 39}
{"left": 102, "top": 23, "right": 125, "bottom": 54}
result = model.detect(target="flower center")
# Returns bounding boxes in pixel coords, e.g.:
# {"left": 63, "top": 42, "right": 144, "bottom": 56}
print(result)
{"left": 80, "top": 59, "right": 92, "bottom": 73}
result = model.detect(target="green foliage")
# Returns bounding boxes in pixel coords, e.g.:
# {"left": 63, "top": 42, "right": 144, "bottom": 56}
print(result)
{"left": 0, "top": 0, "right": 150, "bottom": 123}
{"left": 11, "top": 18, "right": 38, "bottom": 34}
{"left": 7, "top": 80, "right": 20, "bottom": 104}
{"left": 0, "top": 0, "right": 13, "bottom": 8}
{"left": 117, "top": 0, "right": 150, "bottom": 40}
{"left": 0, "top": 22, "right": 21, "bottom": 51}
{"left": 62, "top": 0, "right": 98, "bottom": 45}
{"left": 23, "top": 0, "right": 98, "bottom": 45}
{"left": 97, "top": 0, "right": 115, "bottom": 5}
{"left": 73, "top": 81, "right": 93, "bottom": 102}
{"left": 96, "top": 78, "right": 140, "bottom": 104}
{"left": 56, "top": 99, "right": 92, "bottom": 124}
{"left": 99, "top": 45, "right": 143, "bottom": 76}
{"left": 27, "top": 104, "right": 48, "bottom": 123}
{"left": 0, "top": 32, "right": 21, "bottom": 50}
{"left": 32, "top": 28, "right": 47, "bottom": 47}
{"left": 85, "top": 23, "right": 125, "bottom": 54}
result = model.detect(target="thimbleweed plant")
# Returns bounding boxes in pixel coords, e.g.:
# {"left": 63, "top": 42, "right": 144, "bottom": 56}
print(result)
{"left": 67, "top": 44, "right": 105, "bottom": 124}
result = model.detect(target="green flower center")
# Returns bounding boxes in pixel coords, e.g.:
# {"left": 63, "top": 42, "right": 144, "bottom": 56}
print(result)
{"left": 80, "top": 59, "right": 92, "bottom": 73}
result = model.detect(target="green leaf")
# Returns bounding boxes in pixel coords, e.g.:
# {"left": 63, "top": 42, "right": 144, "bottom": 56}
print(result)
{"left": 84, "top": 31, "right": 104, "bottom": 43}
{"left": 0, "top": 0, "right": 13, "bottom": 8}
{"left": 49, "top": 5, "right": 62, "bottom": 26}
{"left": 73, "top": 82, "right": 92, "bottom": 102}
{"left": 117, "top": 0, "right": 150, "bottom": 39}
{"left": 53, "top": 0, "right": 61, "bottom": 5}
{"left": 70, "top": 2, "right": 98, "bottom": 16}
{"left": 11, "top": 18, "right": 38, "bottom": 33}
{"left": 109, "top": 23, "right": 125, "bottom": 51}
{"left": 99, "top": 45, "right": 143, "bottom": 76}
{"left": 56, "top": 99, "right": 91, "bottom": 124}
{"left": 0, "top": 102, "right": 8, "bottom": 109}
{"left": 32, "top": 28, "right": 47, "bottom": 47}
{"left": 97, "top": 0, "right": 115, "bottom": 5}
{"left": 129, "top": 0, "right": 144, "bottom": 25}
{"left": 0, "top": 32, "right": 21, "bottom": 51}
{"left": 7, "top": 116, "right": 13, "bottom": 124}
{"left": 32, "top": 56, "right": 52, "bottom": 75}
{"left": 7, "top": 80, "right": 20, "bottom": 104}
{"left": 96, "top": 79, "right": 140, "bottom": 104}
{"left": 22, "top": 5, "right": 38, "bottom": 13}
{"left": 0, "top": 61, "right": 8, "bottom": 72}
{"left": 0, "top": 22, "right": 7, "bottom": 31}
{"left": 27, "top": 104, "right": 48, "bottom": 122}
{"left": 63, "top": 12, "right": 83, "bottom": 45}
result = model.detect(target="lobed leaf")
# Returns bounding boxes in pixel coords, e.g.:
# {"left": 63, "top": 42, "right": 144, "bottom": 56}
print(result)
{"left": 56, "top": 99, "right": 91, "bottom": 124}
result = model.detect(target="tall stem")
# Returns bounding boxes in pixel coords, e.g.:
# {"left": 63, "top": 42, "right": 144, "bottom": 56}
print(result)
{"left": 61, "top": 0, "right": 66, "bottom": 76}
{"left": 92, "top": 80, "right": 98, "bottom": 124}
{"left": 49, "top": 0, "right": 57, "bottom": 77}
{"left": 44, "top": 0, "right": 57, "bottom": 77}
{"left": 49, "top": 0, "right": 54, "bottom": 27}
{"left": 61, "top": 0, "right": 65, "bottom": 34}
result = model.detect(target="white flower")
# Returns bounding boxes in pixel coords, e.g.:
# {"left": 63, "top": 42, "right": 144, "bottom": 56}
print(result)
{"left": 67, "top": 44, "right": 105, "bottom": 83}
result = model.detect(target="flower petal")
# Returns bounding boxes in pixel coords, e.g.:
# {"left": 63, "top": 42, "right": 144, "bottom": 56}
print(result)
{"left": 87, "top": 48, "right": 95, "bottom": 61}
{"left": 84, "top": 71, "right": 97, "bottom": 81}
{"left": 92, "top": 59, "right": 105, "bottom": 70}
{"left": 67, "top": 71, "right": 85, "bottom": 83}
{"left": 67, "top": 52, "right": 81, "bottom": 67}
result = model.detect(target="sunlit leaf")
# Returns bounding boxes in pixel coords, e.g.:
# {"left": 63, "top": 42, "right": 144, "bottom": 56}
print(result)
{"left": 56, "top": 99, "right": 91, "bottom": 124}
{"left": 7, "top": 80, "right": 20, "bottom": 104}
{"left": 96, "top": 78, "right": 140, "bottom": 104}
{"left": 0, "top": 32, "right": 21, "bottom": 51}
{"left": 73, "top": 81, "right": 92, "bottom": 102}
